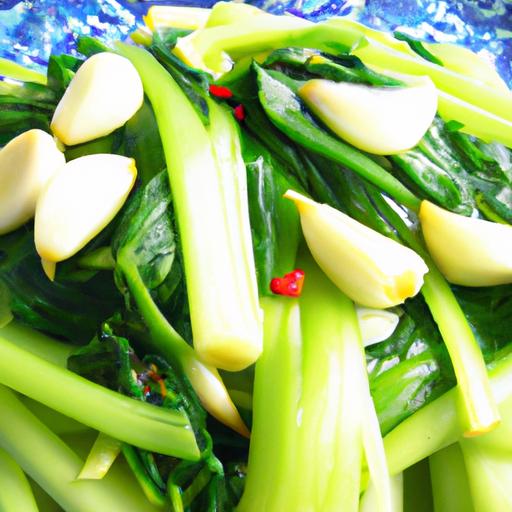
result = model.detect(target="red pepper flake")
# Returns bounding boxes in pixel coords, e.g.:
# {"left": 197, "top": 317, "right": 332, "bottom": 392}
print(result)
{"left": 209, "top": 84, "right": 233, "bottom": 99}
{"left": 270, "top": 269, "right": 305, "bottom": 297}
{"left": 233, "top": 104, "right": 245, "bottom": 121}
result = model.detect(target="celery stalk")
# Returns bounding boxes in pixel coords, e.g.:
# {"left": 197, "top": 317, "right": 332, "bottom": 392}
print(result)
{"left": 0, "top": 448, "right": 39, "bottom": 512}
{"left": 115, "top": 43, "right": 262, "bottom": 373}
{"left": 437, "top": 90, "right": 512, "bottom": 147}
{"left": 348, "top": 35, "right": 512, "bottom": 124}
{"left": 367, "top": 193, "right": 499, "bottom": 436}
{"left": 77, "top": 432, "right": 122, "bottom": 480}
{"left": 0, "top": 335, "right": 199, "bottom": 459}
{"left": 0, "top": 385, "right": 162, "bottom": 512}
{"left": 460, "top": 430, "right": 512, "bottom": 512}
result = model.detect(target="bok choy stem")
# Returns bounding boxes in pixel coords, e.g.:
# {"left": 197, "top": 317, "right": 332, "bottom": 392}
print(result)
{"left": 117, "top": 254, "right": 249, "bottom": 437}
{"left": 0, "top": 335, "right": 199, "bottom": 459}
{"left": 368, "top": 192, "right": 500, "bottom": 436}
{"left": 0, "top": 385, "right": 162, "bottom": 512}
{"left": 115, "top": 42, "right": 262, "bottom": 373}
{"left": 0, "top": 448, "right": 39, "bottom": 512}
{"left": 382, "top": 350, "right": 512, "bottom": 475}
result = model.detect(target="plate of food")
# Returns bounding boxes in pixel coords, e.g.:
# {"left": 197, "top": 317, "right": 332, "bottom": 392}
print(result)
{"left": 0, "top": 1, "right": 510, "bottom": 511}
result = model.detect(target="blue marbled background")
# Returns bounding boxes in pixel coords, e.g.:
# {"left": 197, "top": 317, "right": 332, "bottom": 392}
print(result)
{"left": 0, "top": 0, "right": 511, "bottom": 85}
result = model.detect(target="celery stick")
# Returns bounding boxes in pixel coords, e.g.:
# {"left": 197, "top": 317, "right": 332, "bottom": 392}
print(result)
{"left": 367, "top": 193, "right": 500, "bottom": 436}
{"left": 460, "top": 433, "right": 512, "bottom": 512}
{"left": 349, "top": 35, "right": 512, "bottom": 123}
{"left": 115, "top": 42, "right": 262, "bottom": 372}
{"left": 437, "top": 90, "right": 512, "bottom": 147}
{"left": 77, "top": 432, "right": 122, "bottom": 480}
{"left": 21, "top": 398, "right": 89, "bottom": 436}
{"left": 0, "top": 448, "right": 39, "bottom": 512}
{"left": 0, "top": 335, "right": 199, "bottom": 459}
{"left": 0, "top": 385, "right": 161, "bottom": 512}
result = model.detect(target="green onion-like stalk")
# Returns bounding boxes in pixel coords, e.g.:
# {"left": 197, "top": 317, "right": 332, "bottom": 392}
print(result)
{"left": 237, "top": 296, "right": 303, "bottom": 511}
{"left": 0, "top": 385, "right": 162, "bottom": 512}
{"left": 458, "top": 395, "right": 512, "bottom": 511}
{"left": 0, "top": 448, "right": 39, "bottom": 512}
{"left": 0, "top": 321, "right": 73, "bottom": 366}
{"left": 115, "top": 43, "right": 263, "bottom": 373}
{"left": 0, "top": 335, "right": 199, "bottom": 460}
{"left": 117, "top": 254, "right": 249, "bottom": 437}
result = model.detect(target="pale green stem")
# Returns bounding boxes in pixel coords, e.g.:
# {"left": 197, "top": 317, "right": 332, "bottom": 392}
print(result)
{"left": 0, "top": 448, "right": 39, "bottom": 512}
{"left": 383, "top": 351, "right": 512, "bottom": 475}
{"left": 0, "top": 385, "right": 162, "bottom": 512}
{"left": 0, "top": 57, "right": 47, "bottom": 84}
{"left": 0, "top": 335, "right": 198, "bottom": 459}
{"left": 429, "top": 444, "right": 474, "bottom": 512}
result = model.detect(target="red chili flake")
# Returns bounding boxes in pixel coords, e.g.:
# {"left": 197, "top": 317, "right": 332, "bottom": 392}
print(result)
{"left": 270, "top": 268, "right": 305, "bottom": 297}
{"left": 209, "top": 84, "right": 233, "bottom": 99}
{"left": 233, "top": 104, "right": 245, "bottom": 121}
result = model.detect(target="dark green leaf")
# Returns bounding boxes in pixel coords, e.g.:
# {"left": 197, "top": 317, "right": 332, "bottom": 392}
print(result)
{"left": 394, "top": 32, "right": 443, "bottom": 66}
{"left": 254, "top": 64, "right": 420, "bottom": 210}
{"left": 242, "top": 133, "right": 301, "bottom": 294}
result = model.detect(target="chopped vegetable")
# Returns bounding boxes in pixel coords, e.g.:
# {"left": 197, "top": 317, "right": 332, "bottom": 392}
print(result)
{"left": 116, "top": 43, "right": 263, "bottom": 372}
{"left": 0, "top": 4, "right": 511, "bottom": 511}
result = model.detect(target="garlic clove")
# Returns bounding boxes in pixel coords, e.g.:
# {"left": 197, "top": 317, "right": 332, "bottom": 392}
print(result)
{"left": 0, "top": 129, "right": 65, "bottom": 235}
{"left": 51, "top": 53, "right": 143, "bottom": 146}
{"left": 35, "top": 154, "right": 137, "bottom": 266}
{"left": 420, "top": 200, "right": 512, "bottom": 286}
{"left": 285, "top": 190, "right": 428, "bottom": 308}
{"left": 356, "top": 307, "right": 400, "bottom": 347}
{"left": 299, "top": 77, "right": 438, "bottom": 155}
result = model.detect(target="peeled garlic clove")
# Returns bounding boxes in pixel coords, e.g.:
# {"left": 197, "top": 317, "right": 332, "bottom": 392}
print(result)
{"left": 420, "top": 200, "right": 512, "bottom": 286}
{"left": 35, "top": 154, "right": 137, "bottom": 265}
{"left": 285, "top": 190, "right": 428, "bottom": 308}
{"left": 299, "top": 77, "right": 438, "bottom": 155}
{"left": 356, "top": 307, "right": 400, "bottom": 347}
{"left": 0, "top": 129, "right": 65, "bottom": 235}
{"left": 51, "top": 53, "right": 143, "bottom": 146}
